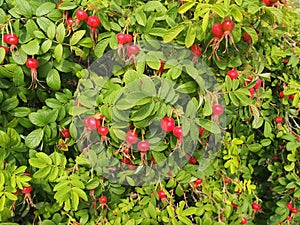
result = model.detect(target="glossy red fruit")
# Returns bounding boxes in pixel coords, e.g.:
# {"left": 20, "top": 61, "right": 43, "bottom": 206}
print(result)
{"left": 173, "top": 126, "right": 183, "bottom": 139}
{"left": 194, "top": 178, "right": 202, "bottom": 187}
{"left": 248, "top": 88, "right": 255, "bottom": 96}
{"left": 116, "top": 33, "right": 127, "bottom": 45}
{"left": 273, "top": 155, "right": 278, "bottom": 161}
{"left": 224, "top": 178, "right": 231, "bottom": 184}
{"left": 157, "top": 189, "right": 166, "bottom": 199}
{"left": 279, "top": 91, "right": 285, "bottom": 99}
{"left": 252, "top": 202, "right": 261, "bottom": 211}
{"left": 199, "top": 127, "right": 205, "bottom": 135}
{"left": 212, "top": 104, "right": 224, "bottom": 115}
{"left": 98, "top": 126, "right": 109, "bottom": 136}
{"left": 26, "top": 58, "right": 40, "bottom": 70}
{"left": 160, "top": 117, "right": 175, "bottom": 133}
{"left": 87, "top": 16, "right": 101, "bottom": 28}
{"left": 137, "top": 140, "right": 150, "bottom": 152}
{"left": 3, "top": 33, "right": 17, "bottom": 43}
{"left": 286, "top": 202, "right": 293, "bottom": 210}
{"left": 0, "top": 46, "right": 9, "bottom": 54}
{"left": 231, "top": 202, "right": 238, "bottom": 210}
{"left": 21, "top": 185, "right": 33, "bottom": 194}
{"left": 98, "top": 195, "right": 107, "bottom": 205}
{"left": 189, "top": 157, "right": 197, "bottom": 164}
{"left": 6, "top": 36, "right": 19, "bottom": 45}
{"left": 222, "top": 20, "right": 235, "bottom": 32}
{"left": 125, "top": 34, "right": 133, "bottom": 43}
{"left": 66, "top": 18, "right": 74, "bottom": 27}
{"left": 240, "top": 217, "right": 247, "bottom": 224}
{"left": 126, "top": 45, "right": 140, "bottom": 57}
{"left": 191, "top": 44, "right": 201, "bottom": 57}
{"left": 212, "top": 23, "right": 224, "bottom": 38}
{"left": 61, "top": 129, "right": 70, "bottom": 138}
{"left": 242, "top": 32, "right": 252, "bottom": 44}
{"left": 227, "top": 69, "right": 239, "bottom": 80}
{"left": 122, "top": 157, "right": 131, "bottom": 164}
{"left": 292, "top": 208, "right": 298, "bottom": 214}
{"left": 275, "top": 116, "right": 283, "bottom": 123}
{"left": 286, "top": 215, "right": 291, "bottom": 220}
{"left": 83, "top": 117, "right": 100, "bottom": 130}
{"left": 125, "top": 130, "right": 138, "bottom": 144}
{"left": 263, "top": 0, "right": 272, "bottom": 6}
{"left": 128, "top": 164, "right": 136, "bottom": 170}
{"left": 76, "top": 10, "right": 88, "bottom": 21}
{"left": 253, "top": 79, "right": 261, "bottom": 89}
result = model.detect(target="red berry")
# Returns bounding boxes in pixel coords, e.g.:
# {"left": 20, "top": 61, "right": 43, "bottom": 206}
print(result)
{"left": 117, "top": 33, "right": 127, "bottom": 45}
{"left": 252, "top": 202, "right": 261, "bottom": 211}
{"left": 224, "top": 178, "right": 231, "bottom": 184}
{"left": 231, "top": 202, "right": 238, "bottom": 210}
{"left": 248, "top": 88, "right": 255, "bottom": 96}
{"left": 240, "top": 217, "right": 247, "bottom": 224}
{"left": 189, "top": 157, "right": 197, "bottom": 164}
{"left": 98, "top": 126, "right": 109, "bottom": 136}
{"left": 242, "top": 32, "right": 252, "bottom": 44}
{"left": 254, "top": 79, "right": 261, "bottom": 89}
{"left": 292, "top": 208, "right": 298, "bottom": 214}
{"left": 61, "top": 129, "right": 70, "bottom": 138}
{"left": 3, "top": 33, "right": 17, "bottom": 43}
{"left": 125, "top": 34, "right": 133, "bottom": 43}
{"left": 21, "top": 185, "right": 32, "bottom": 194}
{"left": 286, "top": 202, "right": 293, "bottom": 210}
{"left": 273, "top": 155, "right": 278, "bottom": 161}
{"left": 275, "top": 116, "right": 283, "bottom": 123}
{"left": 211, "top": 23, "right": 224, "bottom": 38}
{"left": 76, "top": 10, "right": 88, "bottom": 21}
{"left": 126, "top": 45, "right": 140, "bottom": 57}
{"left": 160, "top": 117, "right": 175, "bottom": 133}
{"left": 66, "top": 18, "right": 74, "bottom": 27}
{"left": 0, "top": 46, "right": 9, "bottom": 54}
{"left": 157, "top": 189, "right": 166, "bottom": 199}
{"left": 125, "top": 130, "right": 138, "bottom": 144}
{"left": 122, "top": 157, "right": 131, "bottom": 164}
{"left": 227, "top": 69, "right": 239, "bottom": 80}
{"left": 191, "top": 44, "right": 201, "bottom": 57}
{"left": 99, "top": 195, "right": 107, "bottom": 205}
{"left": 286, "top": 215, "right": 291, "bottom": 220}
{"left": 263, "top": 0, "right": 272, "bottom": 6}
{"left": 128, "top": 164, "right": 136, "bottom": 170}
{"left": 222, "top": 20, "right": 235, "bottom": 32}
{"left": 212, "top": 104, "right": 224, "bottom": 116}
{"left": 173, "top": 126, "right": 183, "bottom": 139}
{"left": 199, "top": 127, "right": 205, "bottom": 135}
{"left": 279, "top": 91, "right": 285, "bottom": 99}
{"left": 26, "top": 58, "right": 40, "bottom": 69}
{"left": 6, "top": 36, "right": 19, "bottom": 45}
{"left": 194, "top": 178, "right": 202, "bottom": 187}
{"left": 83, "top": 117, "right": 100, "bottom": 130}
{"left": 137, "top": 140, "right": 150, "bottom": 152}
{"left": 87, "top": 16, "right": 101, "bottom": 28}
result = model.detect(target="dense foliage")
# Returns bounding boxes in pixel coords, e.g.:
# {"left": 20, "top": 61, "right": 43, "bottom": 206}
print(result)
{"left": 0, "top": 0, "right": 299, "bottom": 224}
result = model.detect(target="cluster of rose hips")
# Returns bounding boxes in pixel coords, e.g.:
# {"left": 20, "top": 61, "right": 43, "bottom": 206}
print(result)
{"left": 56, "top": 2, "right": 101, "bottom": 41}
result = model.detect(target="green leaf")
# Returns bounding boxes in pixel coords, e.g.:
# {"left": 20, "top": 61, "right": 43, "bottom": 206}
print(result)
{"left": 70, "top": 30, "right": 86, "bottom": 46}
{"left": 94, "top": 39, "right": 109, "bottom": 58}
{"left": 163, "top": 24, "right": 185, "bottom": 43}
{"left": 267, "top": 7, "right": 283, "bottom": 24}
{"left": 47, "top": 69, "right": 61, "bottom": 91}
{"left": 56, "top": 23, "right": 65, "bottom": 44}
{"left": 54, "top": 44, "right": 63, "bottom": 62}
{"left": 248, "top": 143, "right": 262, "bottom": 152}
{"left": 33, "top": 166, "right": 51, "bottom": 179}
{"left": 15, "top": 0, "right": 32, "bottom": 18}
{"left": 29, "top": 158, "right": 48, "bottom": 168}
{"left": 36, "top": 2, "right": 56, "bottom": 16}
{"left": 25, "top": 128, "right": 44, "bottom": 149}
{"left": 37, "top": 17, "right": 53, "bottom": 33}
{"left": 202, "top": 11, "right": 210, "bottom": 32}
{"left": 211, "top": 4, "right": 225, "bottom": 18}
{"left": 12, "top": 48, "right": 27, "bottom": 65}
{"left": 178, "top": 215, "right": 193, "bottom": 225}
{"left": 178, "top": 2, "right": 195, "bottom": 14}
{"left": 41, "top": 39, "right": 52, "bottom": 53}
{"left": 0, "top": 131, "right": 9, "bottom": 147}
{"left": 185, "top": 25, "right": 196, "bottom": 48}
{"left": 284, "top": 163, "right": 295, "bottom": 172}
{"left": 0, "top": 48, "right": 5, "bottom": 64}
{"left": 242, "top": 27, "right": 258, "bottom": 44}
{"left": 135, "top": 11, "right": 147, "bottom": 26}
{"left": 47, "top": 22, "right": 56, "bottom": 40}
{"left": 230, "top": 5, "right": 243, "bottom": 22}
{"left": 182, "top": 207, "right": 197, "bottom": 216}
{"left": 71, "top": 190, "right": 79, "bottom": 210}
{"left": 198, "top": 119, "right": 221, "bottom": 134}
{"left": 21, "top": 39, "right": 40, "bottom": 55}
{"left": 148, "top": 202, "right": 157, "bottom": 219}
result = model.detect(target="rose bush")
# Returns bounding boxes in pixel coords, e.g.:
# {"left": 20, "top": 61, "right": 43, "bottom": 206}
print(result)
{"left": 0, "top": 0, "right": 299, "bottom": 224}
